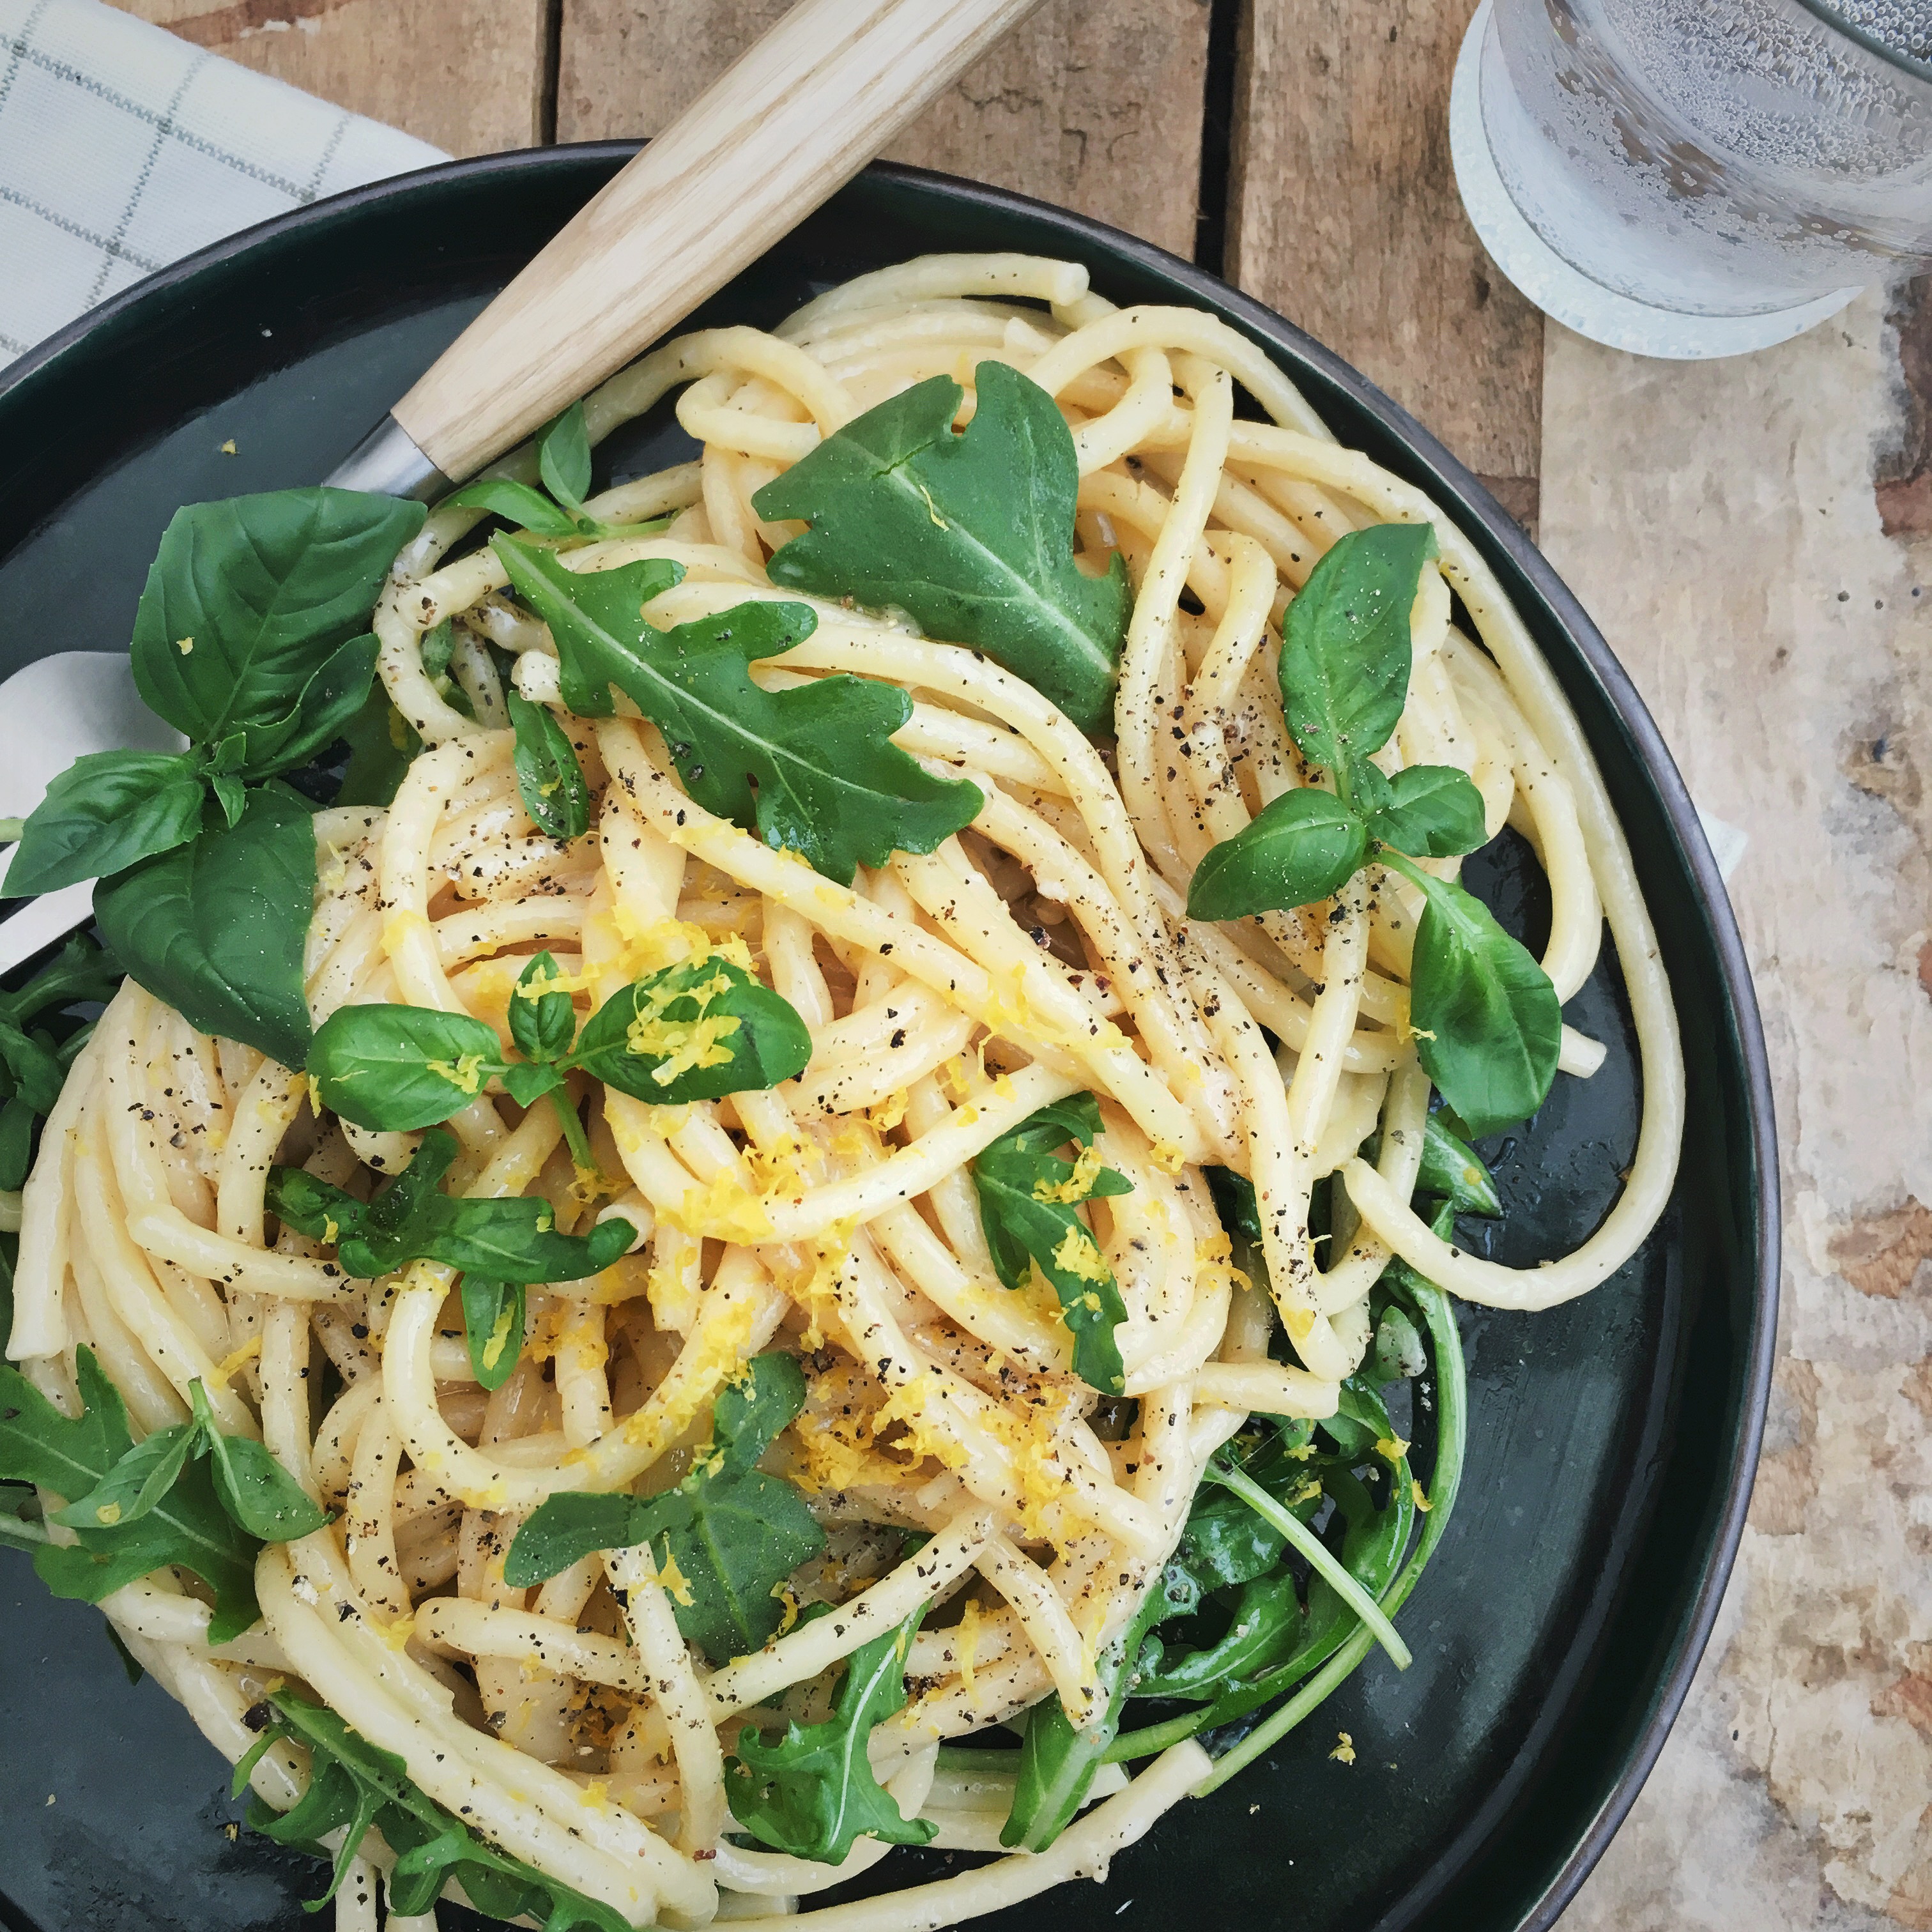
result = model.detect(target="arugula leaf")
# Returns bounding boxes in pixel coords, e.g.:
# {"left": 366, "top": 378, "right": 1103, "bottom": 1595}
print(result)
{"left": 188, "top": 1381, "right": 332, "bottom": 1541}
{"left": 972, "top": 1094, "right": 1133, "bottom": 1395}
{"left": 307, "top": 1003, "right": 509, "bottom": 1132}
{"left": 569, "top": 956, "right": 812, "bottom": 1104}
{"left": 726, "top": 1602, "right": 936, "bottom": 1862}
{"left": 266, "top": 1129, "right": 635, "bottom": 1285}
{"left": 3, "top": 751, "right": 208, "bottom": 898}
{"left": 1359, "top": 762, "right": 1487, "bottom": 859}
{"left": 505, "top": 1352, "right": 825, "bottom": 1660}
{"left": 1417, "top": 1111, "right": 1501, "bottom": 1215}
{"left": 95, "top": 783, "right": 317, "bottom": 1071}
{"left": 495, "top": 539, "right": 982, "bottom": 885}
{"left": 1277, "top": 523, "right": 1437, "bottom": 804}
{"left": 754, "top": 364, "right": 1131, "bottom": 736}
{"left": 507, "top": 687, "right": 592, "bottom": 841}
{"left": 238, "top": 1689, "right": 630, "bottom": 1929}
{"left": 462, "top": 1277, "right": 526, "bottom": 1391}
{"left": 1184, "top": 786, "right": 1368, "bottom": 921}
{"left": 0, "top": 1349, "right": 260, "bottom": 1641}
{"left": 1381, "top": 852, "right": 1560, "bottom": 1137}
{"left": 1002, "top": 1584, "right": 1167, "bottom": 1851}
{"left": 0, "top": 935, "right": 122, "bottom": 1025}
{"left": 128, "top": 489, "right": 423, "bottom": 749}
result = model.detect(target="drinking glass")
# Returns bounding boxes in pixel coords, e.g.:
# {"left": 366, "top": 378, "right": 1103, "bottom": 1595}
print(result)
{"left": 1451, "top": 0, "right": 1932, "bottom": 356}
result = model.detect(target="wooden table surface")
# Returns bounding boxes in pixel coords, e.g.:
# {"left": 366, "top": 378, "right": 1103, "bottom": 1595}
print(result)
{"left": 111, "top": 4, "right": 1932, "bottom": 1925}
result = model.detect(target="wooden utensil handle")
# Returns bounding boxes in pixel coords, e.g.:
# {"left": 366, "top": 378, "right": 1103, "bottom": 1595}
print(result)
{"left": 392, "top": 0, "right": 1041, "bottom": 482}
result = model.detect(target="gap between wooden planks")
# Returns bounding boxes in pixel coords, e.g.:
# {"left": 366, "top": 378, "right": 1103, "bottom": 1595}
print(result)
{"left": 117, "top": 0, "right": 1542, "bottom": 528}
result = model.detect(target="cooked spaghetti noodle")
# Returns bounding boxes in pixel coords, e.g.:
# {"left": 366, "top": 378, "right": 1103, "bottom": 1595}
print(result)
{"left": 5, "top": 252, "right": 1683, "bottom": 1931}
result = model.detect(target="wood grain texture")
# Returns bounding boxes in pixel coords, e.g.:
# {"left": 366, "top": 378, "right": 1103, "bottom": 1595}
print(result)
{"left": 1226, "top": 0, "right": 1543, "bottom": 525}
{"left": 557, "top": 0, "right": 1213, "bottom": 256}
{"left": 115, "top": 0, "right": 551, "bottom": 157}
{"left": 397, "top": 0, "right": 1047, "bottom": 476}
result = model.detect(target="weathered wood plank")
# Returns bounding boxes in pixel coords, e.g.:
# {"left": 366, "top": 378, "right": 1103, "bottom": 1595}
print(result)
{"left": 1226, "top": 0, "right": 1543, "bottom": 525}
{"left": 556, "top": 0, "right": 1213, "bottom": 257}
{"left": 116, "top": 0, "right": 552, "bottom": 157}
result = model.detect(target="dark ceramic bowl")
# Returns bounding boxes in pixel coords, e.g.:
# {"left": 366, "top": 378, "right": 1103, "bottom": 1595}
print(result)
{"left": 0, "top": 148, "right": 1775, "bottom": 1932}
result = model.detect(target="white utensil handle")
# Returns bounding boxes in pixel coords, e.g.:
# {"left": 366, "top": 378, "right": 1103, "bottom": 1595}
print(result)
{"left": 392, "top": 0, "right": 1041, "bottom": 482}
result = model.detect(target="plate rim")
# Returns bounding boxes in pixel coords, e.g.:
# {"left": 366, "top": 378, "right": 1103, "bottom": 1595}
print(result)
{"left": 0, "top": 139, "right": 1779, "bottom": 1932}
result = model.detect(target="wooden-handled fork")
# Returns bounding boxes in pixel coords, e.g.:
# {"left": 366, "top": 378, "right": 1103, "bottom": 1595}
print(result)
{"left": 0, "top": 0, "right": 1044, "bottom": 972}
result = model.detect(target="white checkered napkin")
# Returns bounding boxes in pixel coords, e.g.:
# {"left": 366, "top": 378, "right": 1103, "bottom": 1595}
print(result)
{"left": 0, "top": 0, "right": 446, "bottom": 366}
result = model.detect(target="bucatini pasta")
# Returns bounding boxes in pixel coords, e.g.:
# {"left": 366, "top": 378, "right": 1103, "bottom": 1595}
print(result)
{"left": 0, "top": 252, "right": 1682, "bottom": 1932}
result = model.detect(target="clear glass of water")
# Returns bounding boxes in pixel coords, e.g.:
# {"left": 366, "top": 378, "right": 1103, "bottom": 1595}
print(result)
{"left": 1466, "top": 0, "right": 1932, "bottom": 342}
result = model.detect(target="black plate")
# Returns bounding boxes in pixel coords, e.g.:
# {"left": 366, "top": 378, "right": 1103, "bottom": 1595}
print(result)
{"left": 0, "top": 148, "right": 1775, "bottom": 1932}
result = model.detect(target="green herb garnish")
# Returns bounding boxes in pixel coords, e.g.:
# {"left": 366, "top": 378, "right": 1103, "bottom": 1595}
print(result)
{"left": 972, "top": 1092, "right": 1133, "bottom": 1394}
{"left": 753, "top": 364, "right": 1131, "bottom": 736}
{"left": 1184, "top": 523, "right": 1560, "bottom": 1136}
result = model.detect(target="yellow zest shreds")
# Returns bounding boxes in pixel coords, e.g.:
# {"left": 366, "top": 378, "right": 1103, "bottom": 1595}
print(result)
{"left": 578, "top": 1781, "right": 611, "bottom": 1814}
{"left": 1150, "top": 1140, "right": 1187, "bottom": 1176}
{"left": 176, "top": 636, "right": 194, "bottom": 656}
{"left": 1050, "top": 1223, "right": 1110, "bottom": 1283}
{"left": 381, "top": 1614, "right": 416, "bottom": 1653}
{"left": 515, "top": 962, "right": 583, "bottom": 1002}
{"left": 481, "top": 1300, "right": 519, "bottom": 1374}
{"left": 1376, "top": 1436, "right": 1411, "bottom": 1465}
{"left": 867, "top": 1090, "right": 908, "bottom": 1134}
{"left": 940, "top": 1055, "right": 973, "bottom": 1105}
{"left": 870, "top": 1372, "right": 969, "bottom": 1473}
{"left": 956, "top": 1596, "right": 982, "bottom": 1694}
{"left": 665, "top": 1167, "right": 775, "bottom": 1243}
{"left": 620, "top": 1292, "right": 758, "bottom": 1453}
{"left": 782, "top": 1220, "right": 855, "bottom": 1352}
{"left": 1330, "top": 1732, "right": 1356, "bottom": 1765}
{"left": 1034, "top": 1141, "right": 1108, "bottom": 1205}
{"left": 381, "top": 908, "right": 433, "bottom": 959}
{"left": 1287, "top": 1476, "right": 1323, "bottom": 1507}
{"left": 425, "top": 1054, "right": 486, "bottom": 1097}
{"left": 793, "top": 1407, "right": 894, "bottom": 1494}
{"left": 832, "top": 1120, "right": 883, "bottom": 1170}
{"left": 1413, "top": 1479, "right": 1432, "bottom": 1512}
{"left": 744, "top": 1133, "right": 819, "bottom": 1200}
{"left": 209, "top": 1333, "right": 263, "bottom": 1388}
{"left": 304, "top": 1073, "right": 326, "bottom": 1119}
{"left": 655, "top": 1547, "right": 695, "bottom": 1608}
{"left": 624, "top": 969, "right": 742, "bottom": 1086}
{"left": 610, "top": 905, "right": 755, "bottom": 981}
{"left": 1195, "top": 1230, "right": 1253, "bottom": 1296}
{"left": 772, "top": 1582, "right": 802, "bottom": 1636}
{"left": 93, "top": 1501, "right": 123, "bottom": 1526}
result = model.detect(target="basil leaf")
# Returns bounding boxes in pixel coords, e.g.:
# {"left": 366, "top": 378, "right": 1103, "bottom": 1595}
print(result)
{"left": 1278, "top": 523, "right": 1437, "bottom": 801}
{"left": 95, "top": 783, "right": 318, "bottom": 1071}
{"left": 1363, "top": 762, "right": 1487, "bottom": 859}
{"left": 3, "top": 750, "right": 207, "bottom": 897}
{"left": 0, "top": 935, "right": 121, "bottom": 1027}
{"left": 242, "top": 1689, "right": 631, "bottom": 1930}
{"left": 1391, "top": 857, "right": 1561, "bottom": 1138}
{"left": 538, "top": 401, "right": 594, "bottom": 511}
{"left": 445, "top": 477, "right": 581, "bottom": 539}
{"left": 507, "top": 689, "right": 591, "bottom": 841}
{"left": 239, "top": 632, "right": 382, "bottom": 780}
{"left": 334, "top": 685, "right": 422, "bottom": 808}
{"left": 972, "top": 1094, "right": 1133, "bottom": 1395}
{"left": 500, "top": 1060, "right": 565, "bottom": 1108}
{"left": 1371, "top": 1302, "right": 1428, "bottom": 1383}
{"left": 0, "top": 1019, "right": 68, "bottom": 1115}
{"left": 189, "top": 1381, "right": 332, "bottom": 1541}
{"left": 754, "top": 364, "right": 1131, "bottom": 736}
{"left": 505, "top": 1353, "right": 825, "bottom": 1660}
{"left": 129, "top": 489, "right": 424, "bottom": 746}
{"left": 1417, "top": 1111, "right": 1501, "bottom": 1215}
{"left": 0, "top": 1096, "right": 36, "bottom": 1192}
{"left": 496, "top": 539, "right": 982, "bottom": 885}
{"left": 726, "top": 1603, "right": 936, "bottom": 1862}
{"left": 1185, "top": 786, "right": 1368, "bottom": 922}
{"left": 307, "top": 1003, "right": 508, "bottom": 1131}
{"left": 567, "top": 956, "right": 811, "bottom": 1105}
{"left": 0, "top": 1348, "right": 260, "bottom": 1641}
{"left": 507, "top": 953, "right": 576, "bottom": 1066}
{"left": 268, "top": 1129, "right": 636, "bottom": 1285}
{"left": 461, "top": 1277, "right": 526, "bottom": 1391}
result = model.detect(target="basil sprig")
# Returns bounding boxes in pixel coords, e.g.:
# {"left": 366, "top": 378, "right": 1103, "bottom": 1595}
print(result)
{"left": 506, "top": 1351, "right": 825, "bottom": 1660}
{"left": 724, "top": 1600, "right": 937, "bottom": 1864}
{"left": 3, "top": 487, "right": 425, "bottom": 1068}
{"left": 446, "top": 401, "right": 661, "bottom": 547}
{"left": 1184, "top": 524, "right": 1560, "bottom": 1137}
{"left": 753, "top": 363, "right": 1131, "bottom": 736}
{"left": 495, "top": 539, "right": 983, "bottom": 887}
{"left": 0, "top": 935, "right": 119, "bottom": 1192}
{"left": 0, "top": 1346, "right": 329, "bottom": 1641}
{"left": 235, "top": 1689, "right": 629, "bottom": 1928}
{"left": 972, "top": 1092, "right": 1132, "bottom": 1395}
{"left": 307, "top": 951, "right": 811, "bottom": 1170}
